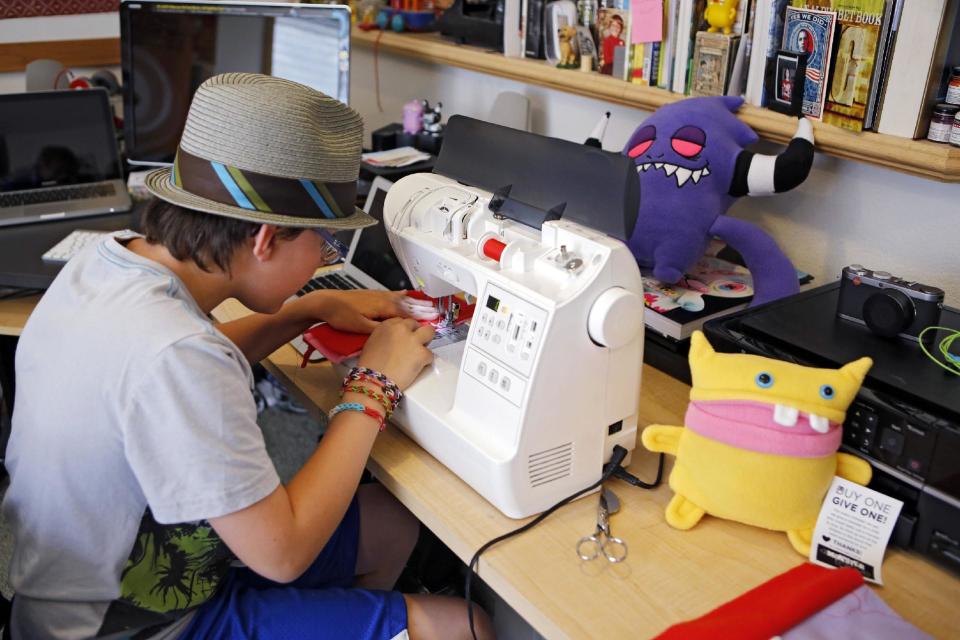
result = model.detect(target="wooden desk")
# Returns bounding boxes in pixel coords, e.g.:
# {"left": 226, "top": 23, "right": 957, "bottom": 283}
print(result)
{"left": 211, "top": 298, "right": 959, "bottom": 640}
{"left": 2, "top": 294, "right": 957, "bottom": 638}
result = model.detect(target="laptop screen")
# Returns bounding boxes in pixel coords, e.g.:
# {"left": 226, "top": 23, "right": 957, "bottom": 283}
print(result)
{"left": 352, "top": 183, "right": 412, "bottom": 292}
{"left": 0, "top": 90, "right": 121, "bottom": 193}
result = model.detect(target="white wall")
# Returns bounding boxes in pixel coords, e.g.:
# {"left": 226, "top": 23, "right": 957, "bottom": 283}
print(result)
{"left": 349, "top": 48, "right": 959, "bottom": 303}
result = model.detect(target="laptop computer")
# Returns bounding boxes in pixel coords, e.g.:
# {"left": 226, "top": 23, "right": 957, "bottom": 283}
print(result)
{"left": 0, "top": 89, "right": 131, "bottom": 227}
{"left": 290, "top": 176, "right": 412, "bottom": 359}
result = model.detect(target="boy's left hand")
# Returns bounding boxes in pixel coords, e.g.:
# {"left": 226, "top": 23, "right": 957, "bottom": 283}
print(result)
{"left": 301, "top": 289, "right": 410, "bottom": 334}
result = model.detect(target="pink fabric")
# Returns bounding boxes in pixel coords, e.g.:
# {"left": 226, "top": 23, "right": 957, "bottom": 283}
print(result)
{"left": 685, "top": 400, "right": 841, "bottom": 458}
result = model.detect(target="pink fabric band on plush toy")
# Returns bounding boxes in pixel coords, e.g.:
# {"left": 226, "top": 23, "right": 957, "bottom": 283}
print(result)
{"left": 684, "top": 400, "right": 842, "bottom": 458}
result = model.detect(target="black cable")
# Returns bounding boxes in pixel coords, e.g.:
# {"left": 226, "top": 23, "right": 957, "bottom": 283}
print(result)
{"left": 464, "top": 445, "right": 664, "bottom": 639}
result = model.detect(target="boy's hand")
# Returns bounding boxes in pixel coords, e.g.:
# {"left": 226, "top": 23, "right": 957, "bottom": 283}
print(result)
{"left": 301, "top": 290, "right": 410, "bottom": 334}
{"left": 358, "top": 318, "right": 435, "bottom": 390}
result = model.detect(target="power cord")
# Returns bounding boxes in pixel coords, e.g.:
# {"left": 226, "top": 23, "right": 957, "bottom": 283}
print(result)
{"left": 919, "top": 326, "right": 960, "bottom": 376}
{"left": 464, "top": 445, "right": 666, "bottom": 639}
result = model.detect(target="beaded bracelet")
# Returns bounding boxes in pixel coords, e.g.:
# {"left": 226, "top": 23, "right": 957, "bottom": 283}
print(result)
{"left": 344, "top": 372, "right": 402, "bottom": 404}
{"left": 329, "top": 402, "right": 386, "bottom": 431}
{"left": 342, "top": 384, "right": 394, "bottom": 417}
{"left": 345, "top": 367, "right": 402, "bottom": 404}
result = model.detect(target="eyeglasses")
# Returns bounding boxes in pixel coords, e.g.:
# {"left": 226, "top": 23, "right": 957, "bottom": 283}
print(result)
{"left": 314, "top": 228, "right": 348, "bottom": 266}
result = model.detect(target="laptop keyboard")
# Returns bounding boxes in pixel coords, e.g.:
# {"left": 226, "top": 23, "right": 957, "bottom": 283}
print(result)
{"left": 297, "top": 272, "right": 366, "bottom": 296}
{"left": 0, "top": 183, "right": 117, "bottom": 208}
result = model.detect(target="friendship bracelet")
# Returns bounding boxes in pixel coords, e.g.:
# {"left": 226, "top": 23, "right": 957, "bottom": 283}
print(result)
{"left": 329, "top": 402, "right": 386, "bottom": 431}
{"left": 344, "top": 372, "right": 402, "bottom": 403}
{"left": 342, "top": 384, "right": 394, "bottom": 417}
{"left": 345, "top": 367, "right": 402, "bottom": 403}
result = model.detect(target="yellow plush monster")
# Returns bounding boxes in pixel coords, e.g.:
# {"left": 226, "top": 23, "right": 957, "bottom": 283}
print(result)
{"left": 642, "top": 331, "right": 873, "bottom": 555}
{"left": 704, "top": 0, "right": 738, "bottom": 35}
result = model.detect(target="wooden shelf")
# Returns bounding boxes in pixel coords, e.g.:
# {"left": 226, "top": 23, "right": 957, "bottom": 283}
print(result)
{"left": 353, "top": 29, "right": 960, "bottom": 183}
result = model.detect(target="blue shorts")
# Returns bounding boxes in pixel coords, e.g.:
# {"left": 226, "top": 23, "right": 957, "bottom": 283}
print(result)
{"left": 178, "top": 497, "right": 409, "bottom": 640}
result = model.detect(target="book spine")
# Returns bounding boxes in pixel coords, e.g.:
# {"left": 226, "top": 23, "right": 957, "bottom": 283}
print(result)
{"left": 864, "top": 0, "right": 896, "bottom": 130}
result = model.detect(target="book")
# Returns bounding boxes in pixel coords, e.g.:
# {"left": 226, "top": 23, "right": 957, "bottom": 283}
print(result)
{"left": 782, "top": 6, "right": 838, "bottom": 119}
{"left": 691, "top": 31, "right": 739, "bottom": 95}
{"left": 795, "top": 0, "right": 888, "bottom": 132}
{"left": 524, "top": 0, "right": 548, "bottom": 58}
{"left": 672, "top": 0, "right": 708, "bottom": 93}
{"left": 504, "top": 0, "right": 524, "bottom": 57}
{"left": 641, "top": 245, "right": 813, "bottom": 341}
{"left": 876, "top": 0, "right": 959, "bottom": 138}
{"left": 865, "top": 0, "right": 902, "bottom": 129}
{"left": 862, "top": 0, "right": 896, "bottom": 129}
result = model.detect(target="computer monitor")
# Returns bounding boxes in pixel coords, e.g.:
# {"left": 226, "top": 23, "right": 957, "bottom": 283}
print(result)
{"left": 120, "top": 0, "right": 351, "bottom": 166}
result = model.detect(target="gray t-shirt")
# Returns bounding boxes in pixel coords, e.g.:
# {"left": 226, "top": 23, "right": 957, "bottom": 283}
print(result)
{"left": 2, "top": 232, "right": 281, "bottom": 639}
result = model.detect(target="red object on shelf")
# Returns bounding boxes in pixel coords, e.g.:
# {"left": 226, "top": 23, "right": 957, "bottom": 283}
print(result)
{"left": 482, "top": 237, "right": 507, "bottom": 262}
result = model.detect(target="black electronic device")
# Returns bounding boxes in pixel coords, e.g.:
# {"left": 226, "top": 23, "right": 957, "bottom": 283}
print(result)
{"left": 705, "top": 282, "right": 960, "bottom": 576}
{"left": 838, "top": 264, "right": 945, "bottom": 341}
{"left": 120, "top": 0, "right": 350, "bottom": 165}
{"left": 437, "top": 0, "right": 505, "bottom": 50}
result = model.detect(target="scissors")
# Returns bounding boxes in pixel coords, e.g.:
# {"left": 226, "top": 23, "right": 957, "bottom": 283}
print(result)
{"left": 576, "top": 488, "right": 628, "bottom": 563}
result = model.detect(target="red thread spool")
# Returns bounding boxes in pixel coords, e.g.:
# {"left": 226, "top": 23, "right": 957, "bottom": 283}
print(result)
{"left": 482, "top": 237, "right": 507, "bottom": 262}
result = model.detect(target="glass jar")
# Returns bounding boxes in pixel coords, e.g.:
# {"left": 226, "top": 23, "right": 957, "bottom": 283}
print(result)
{"left": 927, "top": 103, "right": 959, "bottom": 143}
{"left": 946, "top": 66, "right": 960, "bottom": 105}
{"left": 950, "top": 112, "right": 960, "bottom": 147}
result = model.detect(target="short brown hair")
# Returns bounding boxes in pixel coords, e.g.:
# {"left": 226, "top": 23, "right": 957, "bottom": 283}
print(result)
{"left": 141, "top": 199, "right": 302, "bottom": 272}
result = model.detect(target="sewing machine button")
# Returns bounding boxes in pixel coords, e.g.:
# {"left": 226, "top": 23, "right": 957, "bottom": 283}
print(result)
{"left": 521, "top": 352, "right": 530, "bottom": 361}
{"left": 500, "top": 377, "right": 511, "bottom": 391}
{"left": 477, "top": 362, "right": 487, "bottom": 376}
{"left": 489, "top": 370, "right": 499, "bottom": 384}
{"left": 507, "top": 344, "right": 515, "bottom": 353}
{"left": 493, "top": 335, "right": 502, "bottom": 344}
{"left": 497, "top": 319, "right": 505, "bottom": 330}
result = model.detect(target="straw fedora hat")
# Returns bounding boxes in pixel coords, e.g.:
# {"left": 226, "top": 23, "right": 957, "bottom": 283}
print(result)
{"left": 145, "top": 73, "right": 375, "bottom": 230}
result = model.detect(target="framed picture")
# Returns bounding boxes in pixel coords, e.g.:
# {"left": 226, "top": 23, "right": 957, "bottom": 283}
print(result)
{"left": 691, "top": 32, "right": 737, "bottom": 97}
{"left": 766, "top": 50, "right": 808, "bottom": 116}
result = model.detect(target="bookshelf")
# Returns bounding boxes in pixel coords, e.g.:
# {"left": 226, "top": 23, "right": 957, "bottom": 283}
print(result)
{"left": 352, "top": 28, "right": 960, "bottom": 183}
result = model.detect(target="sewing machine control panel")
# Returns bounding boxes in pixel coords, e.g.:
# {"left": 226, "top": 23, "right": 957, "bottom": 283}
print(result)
{"left": 470, "top": 284, "right": 548, "bottom": 381}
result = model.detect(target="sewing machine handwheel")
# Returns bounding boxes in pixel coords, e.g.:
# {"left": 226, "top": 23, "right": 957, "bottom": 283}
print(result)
{"left": 587, "top": 287, "right": 643, "bottom": 349}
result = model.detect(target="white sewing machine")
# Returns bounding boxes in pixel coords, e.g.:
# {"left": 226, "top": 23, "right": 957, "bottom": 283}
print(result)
{"left": 382, "top": 171, "right": 644, "bottom": 518}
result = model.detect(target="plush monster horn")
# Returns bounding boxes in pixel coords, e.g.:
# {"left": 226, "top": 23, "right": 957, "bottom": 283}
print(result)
{"left": 728, "top": 118, "right": 815, "bottom": 197}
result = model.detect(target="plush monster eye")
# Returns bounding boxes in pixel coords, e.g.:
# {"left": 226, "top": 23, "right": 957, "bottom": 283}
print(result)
{"left": 820, "top": 384, "right": 836, "bottom": 400}
{"left": 755, "top": 372, "right": 774, "bottom": 388}
{"left": 627, "top": 125, "right": 656, "bottom": 158}
{"left": 671, "top": 125, "right": 706, "bottom": 158}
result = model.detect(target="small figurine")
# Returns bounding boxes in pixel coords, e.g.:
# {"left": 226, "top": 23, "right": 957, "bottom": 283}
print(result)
{"left": 421, "top": 100, "right": 443, "bottom": 136}
{"left": 403, "top": 100, "right": 424, "bottom": 135}
{"left": 557, "top": 25, "right": 580, "bottom": 68}
{"left": 704, "top": 0, "right": 738, "bottom": 35}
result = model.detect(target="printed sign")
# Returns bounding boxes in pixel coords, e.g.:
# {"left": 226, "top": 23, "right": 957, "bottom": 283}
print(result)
{"left": 810, "top": 476, "right": 903, "bottom": 584}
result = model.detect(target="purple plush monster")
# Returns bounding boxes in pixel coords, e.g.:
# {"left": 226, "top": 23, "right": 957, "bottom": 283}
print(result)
{"left": 623, "top": 96, "right": 814, "bottom": 306}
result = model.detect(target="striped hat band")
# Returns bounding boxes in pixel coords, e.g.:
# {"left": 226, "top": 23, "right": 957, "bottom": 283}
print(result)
{"left": 173, "top": 147, "right": 356, "bottom": 222}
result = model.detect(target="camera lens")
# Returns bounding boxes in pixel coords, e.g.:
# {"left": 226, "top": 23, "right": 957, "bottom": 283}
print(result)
{"left": 863, "top": 289, "right": 915, "bottom": 338}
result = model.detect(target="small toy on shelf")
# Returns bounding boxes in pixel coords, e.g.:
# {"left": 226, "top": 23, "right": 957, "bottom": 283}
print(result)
{"left": 642, "top": 331, "right": 873, "bottom": 556}
{"left": 356, "top": 0, "right": 385, "bottom": 30}
{"left": 403, "top": 100, "right": 424, "bottom": 134}
{"left": 374, "top": 0, "right": 437, "bottom": 32}
{"left": 420, "top": 100, "right": 443, "bottom": 135}
{"left": 557, "top": 25, "right": 580, "bottom": 68}
{"left": 704, "top": 0, "right": 738, "bottom": 35}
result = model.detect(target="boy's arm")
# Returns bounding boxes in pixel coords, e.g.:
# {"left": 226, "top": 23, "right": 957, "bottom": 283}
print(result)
{"left": 217, "top": 290, "right": 408, "bottom": 364}
{"left": 210, "top": 317, "right": 434, "bottom": 584}
{"left": 209, "top": 387, "right": 381, "bottom": 583}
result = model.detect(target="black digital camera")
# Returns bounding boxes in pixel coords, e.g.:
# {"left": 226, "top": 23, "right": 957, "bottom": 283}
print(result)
{"left": 837, "top": 265, "right": 944, "bottom": 341}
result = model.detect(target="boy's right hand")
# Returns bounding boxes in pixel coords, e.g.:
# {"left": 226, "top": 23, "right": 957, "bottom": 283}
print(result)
{"left": 357, "top": 318, "right": 435, "bottom": 390}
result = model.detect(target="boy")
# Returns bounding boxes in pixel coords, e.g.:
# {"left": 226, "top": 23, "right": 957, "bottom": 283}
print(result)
{"left": 2, "top": 73, "right": 494, "bottom": 639}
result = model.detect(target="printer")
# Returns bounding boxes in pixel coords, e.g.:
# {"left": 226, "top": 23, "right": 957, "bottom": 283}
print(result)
{"left": 379, "top": 116, "right": 644, "bottom": 518}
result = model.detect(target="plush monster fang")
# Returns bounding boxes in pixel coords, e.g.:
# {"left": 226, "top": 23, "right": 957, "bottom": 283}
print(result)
{"left": 623, "top": 96, "right": 815, "bottom": 305}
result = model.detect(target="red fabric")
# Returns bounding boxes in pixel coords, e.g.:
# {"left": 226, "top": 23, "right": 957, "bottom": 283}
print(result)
{"left": 655, "top": 563, "right": 864, "bottom": 640}
{"left": 299, "top": 292, "right": 475, "bottom": 366}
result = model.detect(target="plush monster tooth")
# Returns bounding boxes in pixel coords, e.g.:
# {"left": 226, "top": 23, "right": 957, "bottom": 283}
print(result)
{"left": 773, "top": 403, "right": 799, "bottom": 427}
{"left": 675, "top": 167, "right": 693, "bottom": 187}
{"left": 643, "top": 163, "right": 651, "bottom": 171}
{"left": 692, "top": 169, "right": 703, "bottom": 183}
{"left": 664, "top": 164, "right": 678, "bottom": 176}
{"left": 809, "top": 413, "right": 830, "bottom": 434}
{"left": 655, "top": 162, "right": 664, "bottom": 170}
{"left": 702, "top": 166, "right": 710, "bottom": 176}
